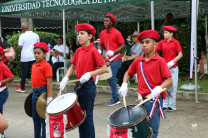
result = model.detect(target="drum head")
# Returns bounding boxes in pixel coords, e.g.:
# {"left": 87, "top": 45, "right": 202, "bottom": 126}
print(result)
{"left": 47, "top": 93, "right": 77, "bottom": 114}
{"left": 24, "top": 93, "right": 33, "bottom": 117}
{"left": 108, "top": 105, "right": 147, "bottom": 129}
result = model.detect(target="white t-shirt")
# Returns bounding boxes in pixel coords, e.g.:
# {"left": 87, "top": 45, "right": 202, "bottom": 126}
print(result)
{"left": 52, "top": 44, "right": 69, "bottom": 63}
{"left": 18, "top": 31, "right": 40, "bottom": 62}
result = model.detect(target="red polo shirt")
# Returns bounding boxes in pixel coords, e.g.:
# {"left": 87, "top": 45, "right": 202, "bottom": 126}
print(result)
{"left": 99, "top": 27, "right": 125, "bottom": 61}
{"left": 71, "top": 43, "right": 105, "bottom": 79}
{"left": 128, "top": 53, "right": 171, "bottom": 99}
{"left": 0, "top": 61, "right": 14, "bottom": 87}
{"left": 31, "top": 60, "right": 53, "bottom": 88}
{"left": 156, "top": 37, "right": 182, "bottom": 68}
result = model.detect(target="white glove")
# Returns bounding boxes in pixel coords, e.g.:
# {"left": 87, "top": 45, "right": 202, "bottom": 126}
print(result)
{"left": 47, "top": 97, "right": 52, "bottom": 105}
{"left": 0, "top": 82, "right": 1, "bottom": 86}
{"left": 98, "top": 49, "right": 102, "bottom": 54}
{"left": 118, "top": 82, "right": 128, "bottom": 97}
{"left": 106, "top": 50, "right": 114, "bottom": 57}
{"left": 167, "top": 60, "right": 175, "bottom": 68}
{"left": 60, "top": 76, "right": 69, "bottom": 90}
{"left": 151, "top": 86, "right": 162, "bottom": 100}
{"left": 80, "top": 72, "right": 91, "bottom": 84}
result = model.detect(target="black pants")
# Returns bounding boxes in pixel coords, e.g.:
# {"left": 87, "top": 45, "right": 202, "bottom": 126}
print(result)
{"left": 117, "top": 60, "right": 134, "bottom": 86}
{"left": 52, "top": 62, "right": 64, "bottom": 79}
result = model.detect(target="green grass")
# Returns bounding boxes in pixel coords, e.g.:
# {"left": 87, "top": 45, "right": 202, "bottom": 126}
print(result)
{"left": 14, "top": 75, "right": 208, "bottom": 93}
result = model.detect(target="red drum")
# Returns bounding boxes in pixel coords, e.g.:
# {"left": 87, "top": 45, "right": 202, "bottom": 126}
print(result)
{"left": 46, "top": 93, "right": 86, "bottom": 131}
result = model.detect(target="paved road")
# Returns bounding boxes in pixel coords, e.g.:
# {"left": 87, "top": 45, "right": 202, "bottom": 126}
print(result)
{"left": 3, "top": 86, "right": 208, "bottom": 138}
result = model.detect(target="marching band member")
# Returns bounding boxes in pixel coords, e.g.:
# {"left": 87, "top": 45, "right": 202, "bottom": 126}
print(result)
{"left": 60, "top": 23, "right": 107, "bottom": 138}
{"left": 0, "top": 47, "right": 14, "bottom": 138}
{"left": 156, "top": 26, "right": 183, "bottom": 111}
{"left": 99, "top": 13, "right": 126, "bottom": 106}
{"left": 119, "top": 30, "right": 172, "bottom": 138}
{"left": 31, "top": 42, "right": 53, "bottom": 138}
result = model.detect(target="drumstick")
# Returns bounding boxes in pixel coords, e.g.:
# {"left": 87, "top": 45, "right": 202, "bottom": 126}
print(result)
{"left": 133, "top": 88, "right": 166, "bottom": 110}
{"left": 67, "top": 79, "right": 80, "bottom": 84}
{"left": 57, "top": 79, "right": 80, "bottom": 97}
{"left": 123, "top": 95, "right": 127, "bottom": 109}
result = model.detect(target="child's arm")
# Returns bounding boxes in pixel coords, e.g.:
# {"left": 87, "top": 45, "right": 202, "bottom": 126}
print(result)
{"left": 0, "top": 77, "right": 14, "bottom": 85}
{"left": 80, "top": 64, "right": 107, "bottom": 84}
{"left": 168, "top": 51, "right": 183, "bottom": 68}
{"left": 160, "top": 76, "right": 173, "bottom": 89}
{"left": 118, "top": 71, "right": 132, "bottom": 97}
{"left": 88, "top": 64, "right": 107, "bottom": 77}
{"left": 152, "top": 76, "right": 173, "bottom": 100}
{"left": 0, "top": 113, "right": 8, "bottom": 133}
{"left": 46, "top": 77, "right": 52, "bottom": 104}
{"left": 60, "top": 64, "right": 75, "bottom": 90}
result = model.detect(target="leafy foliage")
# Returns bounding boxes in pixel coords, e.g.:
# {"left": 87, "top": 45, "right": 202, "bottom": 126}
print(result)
{"left": 7, "top": 31, "right": 59, "bottom": 76}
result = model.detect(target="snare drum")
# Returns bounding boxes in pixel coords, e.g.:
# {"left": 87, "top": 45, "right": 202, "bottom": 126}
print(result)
{"left": 108, "top": 105, "right": 152, "bottom": 138}
{"left": 98, "top": 65, "right": 112, "bottom": 80}
{"left": 46, "top": 93, "right": 86, "bottom": 131}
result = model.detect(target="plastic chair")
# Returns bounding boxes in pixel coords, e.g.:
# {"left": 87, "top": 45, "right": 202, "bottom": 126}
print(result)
{"left": 56, "top": 59, "right": 71, "bottom": 82}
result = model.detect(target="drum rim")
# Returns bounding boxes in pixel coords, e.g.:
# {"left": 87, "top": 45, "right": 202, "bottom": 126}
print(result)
{"left": 47, "top": 93, "right": 78, "bottom": 115}
{"left": 108, "top": 105, "right": 147, "bottom": 129}
{"left": 65, "top": 110, "right": 87, "bottom": 131}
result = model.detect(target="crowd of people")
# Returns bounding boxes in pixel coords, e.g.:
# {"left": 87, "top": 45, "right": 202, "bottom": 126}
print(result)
{"left": 0, "top": 12, "right": 183, "bottom": 138}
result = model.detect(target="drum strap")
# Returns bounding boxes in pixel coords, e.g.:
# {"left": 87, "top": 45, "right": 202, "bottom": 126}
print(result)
{"left": 140, "top": 61, "right": 166, "bottom": 119}
{"left": 106, "top": 53, "right": 120, "bottom": 62}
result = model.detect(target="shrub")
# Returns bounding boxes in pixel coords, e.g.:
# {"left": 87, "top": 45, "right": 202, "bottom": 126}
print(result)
{"left": 7, "top": 31, "right": 59, "bottom": 76}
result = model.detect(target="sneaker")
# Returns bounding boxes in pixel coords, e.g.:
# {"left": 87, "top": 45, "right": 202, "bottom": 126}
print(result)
{"left": 168, "top": 107, "right": 173, "bottom": 111}
{"left": 106, "top": 99, "right": 120, "bottom": 106}
{"left": 0, "top": 134, "right": 6, "bottom": 138}
{"left": 15, "top": 86, "right": 26, "bottom": 93}
{"left": 162, "top": 107, "right": 168, "bottom": 111}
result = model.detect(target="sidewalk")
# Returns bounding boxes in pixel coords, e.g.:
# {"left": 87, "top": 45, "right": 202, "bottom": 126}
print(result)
{"left": 9, "top": 80, "right": 208, "bottom": 102}
{"left": 3, "top": 85, "right": 208, "bottom": 138}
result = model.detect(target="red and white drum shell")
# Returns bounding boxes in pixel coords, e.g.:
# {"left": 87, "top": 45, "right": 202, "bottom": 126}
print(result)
{"left": 47, "top": 93, "right": 86, "bottom": 131}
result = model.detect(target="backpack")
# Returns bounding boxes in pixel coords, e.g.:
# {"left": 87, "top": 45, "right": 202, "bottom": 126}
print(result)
{"left": 1, "top": 37, "right": 15, "bottom": 62}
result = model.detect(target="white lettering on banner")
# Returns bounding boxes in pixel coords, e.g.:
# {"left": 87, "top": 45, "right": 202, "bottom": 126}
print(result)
{"left": 1, "top": 0, "right": 121, "bottom": 13}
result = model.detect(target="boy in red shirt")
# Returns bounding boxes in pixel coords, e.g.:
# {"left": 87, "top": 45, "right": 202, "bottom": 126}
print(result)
{"left": 99, "top": 13, "right": 126, "bottom": 106}
{"left": 31, "top": 42, "right": 53, "bottom": 138}
{"left": 156, "top": 26, "right": 183, "bottom": 111}
{"left": 119, "top": 30, "right": 172, "bottom": 138}
{"left": 0, "top": 47, "right": 14, "bottom": 138}
{"left": 60, "top": 23, "right": 107, "bottom": 138}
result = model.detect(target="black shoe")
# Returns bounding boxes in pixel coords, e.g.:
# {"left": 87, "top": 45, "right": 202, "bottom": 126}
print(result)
{"left": 106, "top": 99, "right": 120, "bottom": 106}
{"left": 162, "top": 107, "right": 167, "bottom": 111}
{"left": 168, "top": 107, "right": 173, "bottom": 111}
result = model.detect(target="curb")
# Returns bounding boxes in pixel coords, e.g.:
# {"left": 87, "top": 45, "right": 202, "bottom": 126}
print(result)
{"left": 8, "top": 80, "right": 208, "bottom": 102}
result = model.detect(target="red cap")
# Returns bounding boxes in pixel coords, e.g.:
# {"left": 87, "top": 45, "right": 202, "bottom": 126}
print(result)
{"left": 163, "top": 26, "right": 177, "bottom": 32}
{"left": 106, "top": 13, "right": 116, "bottom": 25}
{"left": 76, "top": 23, "right": 96, "bottom": 36}
{"left": 0, "top": 47, "right": 4, "bottom": 55}
{"left": 137, "top": 30, "right": 160, "bottom": 42}
{"left": 34, "top": 42, "right": 49, "bottom": 52}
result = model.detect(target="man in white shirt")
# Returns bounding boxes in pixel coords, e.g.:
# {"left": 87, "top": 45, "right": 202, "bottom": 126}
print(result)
{"left": 15, "top": 23, "right": 39, "bottom": 93}
{"left": 49, "top": 37, "right": 69, "bottom": 80}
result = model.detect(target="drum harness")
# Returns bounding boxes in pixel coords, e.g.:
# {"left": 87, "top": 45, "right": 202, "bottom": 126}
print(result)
{"left": 140, "top": 61, "right": 166, "bottom": 119}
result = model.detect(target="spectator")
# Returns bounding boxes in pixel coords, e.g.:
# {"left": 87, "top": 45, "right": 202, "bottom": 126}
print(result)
{"left": 15, "top": 23, "right": 40, "bottom": 93}
{"left": 99, "top": 13, "right": 126, "bottom": 106}
{"left": 0, "top": 34, "right": 11, "bottom": 65}
{"left": 159, "top": 13, "right": 179, "bottom": 37}
{"left": 50, "top": 37, "right": 69, "bottom": 80}
{"left": 117, "top": 31, "right": 143, "bottom": 86}
{"left": 68, "top": 37, "right": 78, "bottom": 59}
{"left": 0, "top": 47, "right": 14, "bottom": 138}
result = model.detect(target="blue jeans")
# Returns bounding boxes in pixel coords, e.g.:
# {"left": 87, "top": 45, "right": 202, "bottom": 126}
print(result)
{"left": 75, "top": 82, "right": 96, "bottom": 138}
{"left": 52, "top": 62, "right": 64, "bottom": 79}
{"left": 143, "top": 95, "right": 163, "bottom": 138}
{"left": 32, "top": 85, "right": 47, "bottom": 138}
{"left": 20, "top": 60, "right": 36, "bottom": 89}
{"left": 163, "top": 67, "right": 178, "bottom": 110}
{"left": 0, "top": 88, "right": 9, "bottom": 136}
{"left": 107, "top": 60, "right": 122, "bottom": 100}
